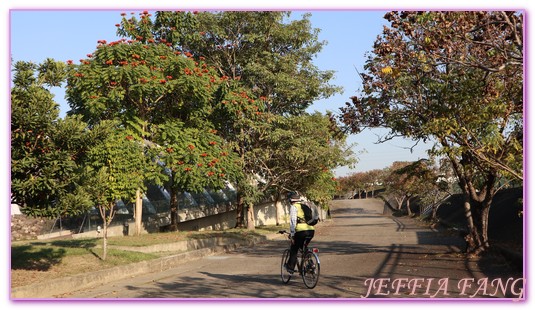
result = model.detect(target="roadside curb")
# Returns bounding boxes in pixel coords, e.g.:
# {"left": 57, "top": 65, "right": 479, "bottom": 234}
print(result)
{"left": 11, "top": 234, "right": 275, "bottom": 299}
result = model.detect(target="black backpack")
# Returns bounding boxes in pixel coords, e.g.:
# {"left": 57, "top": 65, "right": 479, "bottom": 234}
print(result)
{"left": 298, "top": 202, "right": 319, "bottom": 226}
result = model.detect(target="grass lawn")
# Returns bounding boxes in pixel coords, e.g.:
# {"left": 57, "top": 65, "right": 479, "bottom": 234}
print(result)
{"left": 11, "top": 225, "right": 284, "bottom": 288}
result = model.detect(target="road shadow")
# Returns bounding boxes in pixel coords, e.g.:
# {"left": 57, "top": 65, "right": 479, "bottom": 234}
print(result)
{"left": 322, "top": 199, "right": 523, "bottom": 299}
{"left": 126, "top": 272, "right": 340, "bottom": 298}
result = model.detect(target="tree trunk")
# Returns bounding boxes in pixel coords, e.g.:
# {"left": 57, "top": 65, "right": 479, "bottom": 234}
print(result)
{"left": 134, "top": 189, "right": 143, "bottom": 235}
{"left": 406, "top": 198, "right": 413, "bottom": 216}
{"left": 102, "top": 221, "right": 108, "bottom": 261}
{"left": 99, "top": 203, "right": 115, "bottom": 261}
{"left": 432, "top": 203, "right": 439, "bottom": 221}
{"left": 480, "top": 202, "right": 491, "bottom": 249}
{"left": 169, "top": 184, "right": 179, "bottom": 231}
{"left": 234, "top": 192, "right": 246, "bottom": 228}
{"left": 246, "top": 203, "right": 255, "bottom": 230}
{"left": 275, "top": 192, "right": 283, "bottom": 225}
{"left": 465, "top": 199, "right": 492, "bottom": 255}
{"left": 443, "top": 145, "right": 496, "bottom": 255}
{"left": 395, "top": 196, "right": 405, "bottom": 210}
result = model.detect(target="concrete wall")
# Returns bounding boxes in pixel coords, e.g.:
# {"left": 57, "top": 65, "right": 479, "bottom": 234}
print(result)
{"left": 17, "top": 198, "right": 328, "bottom": 241}
{"left": 248, "top": 199, "right": 328, "bottom": 227}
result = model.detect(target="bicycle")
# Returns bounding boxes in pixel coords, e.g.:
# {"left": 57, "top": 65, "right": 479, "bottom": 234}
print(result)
{"left": 279, "top": 230, "right": 320, "bottom": 289}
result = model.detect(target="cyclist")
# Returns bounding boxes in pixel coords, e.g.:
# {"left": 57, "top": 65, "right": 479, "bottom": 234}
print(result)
{"left": 285, "top": 192, "right": 315, "bottom": 274}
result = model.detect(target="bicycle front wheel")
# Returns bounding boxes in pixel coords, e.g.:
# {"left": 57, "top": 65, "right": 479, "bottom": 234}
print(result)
{"left": 280, "top": 249, "right": 292, "bottom": 283}
{"left": 301, "top": 251, "right": 320, "bottom": 289}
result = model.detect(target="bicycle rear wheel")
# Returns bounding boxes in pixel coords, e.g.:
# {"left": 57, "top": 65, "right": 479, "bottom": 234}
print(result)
{"left": 301, "top": 251, "right": 320, "bottom": 289}
{"left": 280, "top": 249, "right": 292, "bottom": 283}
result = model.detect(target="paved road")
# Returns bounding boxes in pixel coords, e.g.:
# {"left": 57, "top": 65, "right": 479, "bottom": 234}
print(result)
{"left": 63, "top": 199, "right": 523, "bottom": 299}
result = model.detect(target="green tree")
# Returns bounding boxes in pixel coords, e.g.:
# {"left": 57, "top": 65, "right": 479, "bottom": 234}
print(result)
{"left": 250, "top": 112, "right": 355, "bottom": 224}
{"left": 151, "top": 120, "right": 242, "bottom": 230}
{"left": 382, "top": 161, "right": 413, "bottom": 212}
{"left": 116, "top": 11, "right": 343, "bottom": 227}
{"left": 65, "top": 34, "right": 224, "bottom": 231}
{"left": 66, "top": 37, "right": 220, "bottom": 129}
{"left": 337, "top": 172, "right": 368, "bottom": 199}
{"left": 383, "top": 160, "right": 442, "bottom": 217}
{"left": 118, "top": 11, "right": 341, "bottom": 115}
{"left": 11, "top": 60, "right": 92, "bottom": 218}
{"left": 82, "top": 121, "right": 148, "bottom": 260}
{"left": 340, "top": 11, "right": 523, "bottom": 254}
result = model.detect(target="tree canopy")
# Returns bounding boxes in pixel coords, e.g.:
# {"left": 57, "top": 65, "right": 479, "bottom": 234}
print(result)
{"left": 339, "top": 11, "right": 523, "bottom": 254}
{"left": 11, "top": 60, "right": 91, "bottom": 217}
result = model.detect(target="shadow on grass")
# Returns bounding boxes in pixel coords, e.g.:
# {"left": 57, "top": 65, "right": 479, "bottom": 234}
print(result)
{"left": 11, "top": 239, "right": 99, "bottom": 271}
{"left": 11, "top": 246, "right": 66, "bottom": 271}
{"left": 48, "top": 239, "right": 98, "bottom": 249}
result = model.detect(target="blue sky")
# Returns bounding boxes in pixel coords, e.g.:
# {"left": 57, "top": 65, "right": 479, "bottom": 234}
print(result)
{"left": 9, "top": 9, "right": 434, "bottom": 176}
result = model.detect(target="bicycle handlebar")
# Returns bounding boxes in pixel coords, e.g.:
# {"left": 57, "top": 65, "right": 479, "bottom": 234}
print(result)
{"left": 278, "top": 230, "right": 292, "bottom": 239}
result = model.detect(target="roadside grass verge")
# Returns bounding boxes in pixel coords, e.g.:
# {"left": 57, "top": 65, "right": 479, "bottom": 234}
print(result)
{"left": 11, "top": 225, "right": 284, "bottom": 288}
